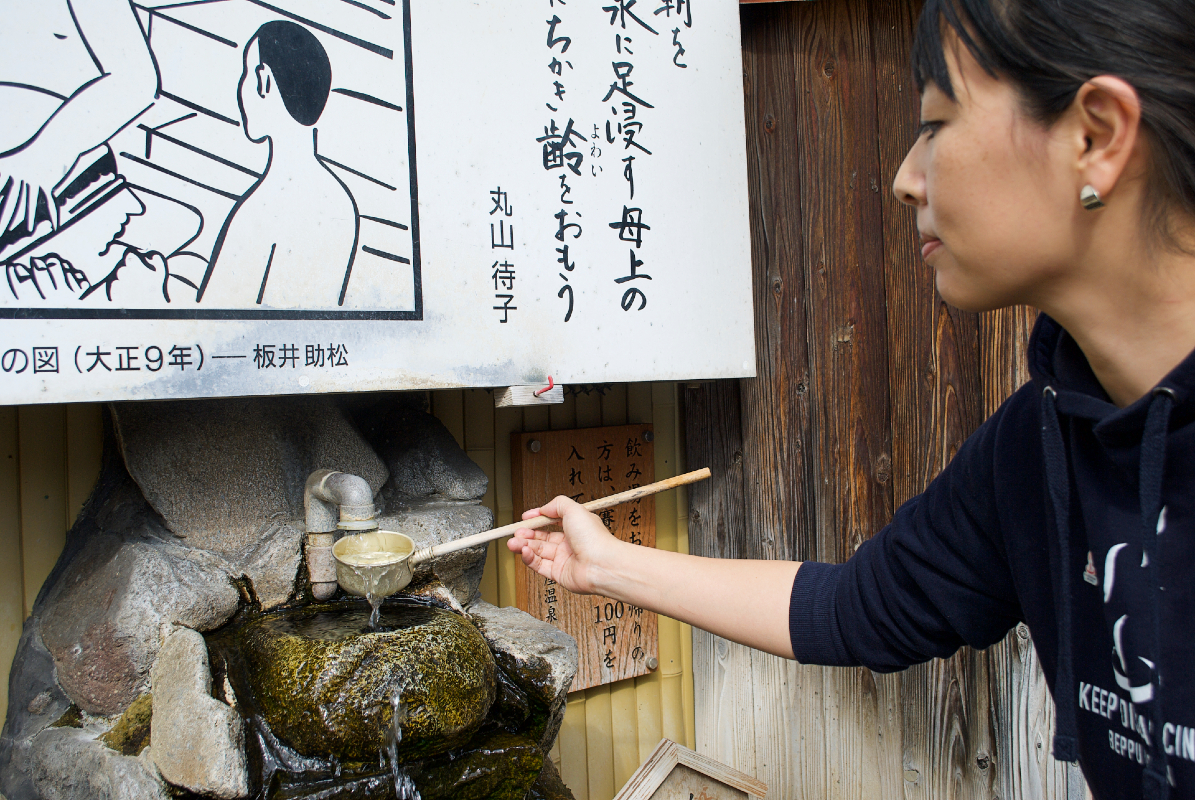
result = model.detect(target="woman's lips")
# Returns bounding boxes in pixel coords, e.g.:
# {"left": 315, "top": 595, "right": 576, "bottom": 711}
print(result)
{"left": 921, "top": 238, "right": 943, "bottom": 260}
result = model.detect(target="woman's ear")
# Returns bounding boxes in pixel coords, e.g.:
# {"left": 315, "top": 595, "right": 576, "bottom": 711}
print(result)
{"left": 1074, "top": 76, "right": 1143, "bottom": 200}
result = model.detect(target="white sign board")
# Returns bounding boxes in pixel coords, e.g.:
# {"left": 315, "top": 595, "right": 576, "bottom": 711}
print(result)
{"left": 0, "top": 0, "right": 754, "bottom": 403}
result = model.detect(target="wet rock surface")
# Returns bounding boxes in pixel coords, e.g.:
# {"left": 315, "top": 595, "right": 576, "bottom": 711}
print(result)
{"left": 526, "top": 759, "right": 576, "bottom": 800}
{"left": 234, "top": 601, "right": 496, "bottom": 761}
{"left": 468, "top": 602, "right": 578, "bottom": 750}
{"left": 150, "top": 628, "right": 249, "bottom": 798}
{"left": 407, "top": 731, "right": 543, "bottom": 800}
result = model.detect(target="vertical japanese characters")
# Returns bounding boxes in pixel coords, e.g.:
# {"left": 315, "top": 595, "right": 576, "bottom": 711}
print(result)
{"left": 489, "top": 187, "right": 517, "bottom": 322}
{"left": 534, "top": 0, "right": 694, "bottom": 323}
{"left": 540, "top": 3, "right": 584, "bottom": 322}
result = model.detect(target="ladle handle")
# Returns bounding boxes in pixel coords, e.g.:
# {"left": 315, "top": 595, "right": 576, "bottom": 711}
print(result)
{"left": 411, "top": 467, "right": 712, "bottom": 564}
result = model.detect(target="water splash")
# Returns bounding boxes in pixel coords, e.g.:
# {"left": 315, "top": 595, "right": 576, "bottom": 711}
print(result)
{"left": 386, "top": 690, "right": 420, "bottom": 800}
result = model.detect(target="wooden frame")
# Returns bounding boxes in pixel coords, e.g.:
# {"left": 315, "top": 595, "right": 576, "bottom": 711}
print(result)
{"left": 613, "top": 739, "right": 768, "bottom": 800}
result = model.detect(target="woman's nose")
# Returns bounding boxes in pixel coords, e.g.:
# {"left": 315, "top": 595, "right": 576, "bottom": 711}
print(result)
{"left": 892, "top": 145, "right": 924, "bottom": 207}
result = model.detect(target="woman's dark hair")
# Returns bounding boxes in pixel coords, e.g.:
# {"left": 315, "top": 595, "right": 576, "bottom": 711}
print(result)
{"left": 912, "top": 0, "right": 1195, "bottom": 244}
{"left": 253, "top": 21, "right": 332, "bottom": 127}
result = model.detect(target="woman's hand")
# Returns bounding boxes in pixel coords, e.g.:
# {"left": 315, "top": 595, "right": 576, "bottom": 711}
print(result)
{"left": 506, "top": 495, "right": 626, "bottom": 596}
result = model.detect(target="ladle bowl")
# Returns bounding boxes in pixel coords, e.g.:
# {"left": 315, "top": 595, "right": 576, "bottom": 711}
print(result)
{"left": 332, "top": 530, "right": 416, "bottom": 598}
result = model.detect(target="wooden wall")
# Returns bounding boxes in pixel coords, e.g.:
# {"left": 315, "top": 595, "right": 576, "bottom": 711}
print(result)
{"left": 680, "top": 2, "right": 1088, "bottom": 798}
{"left": 0, "top": 385, "right": 692, "bottom": 800}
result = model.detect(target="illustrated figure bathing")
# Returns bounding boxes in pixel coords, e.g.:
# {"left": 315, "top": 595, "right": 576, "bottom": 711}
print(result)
{"left": 0, "top": 0, "right": 201, "bottom": 304}
{"left": 197, "top": 20, "right": 359, "bottom": 308}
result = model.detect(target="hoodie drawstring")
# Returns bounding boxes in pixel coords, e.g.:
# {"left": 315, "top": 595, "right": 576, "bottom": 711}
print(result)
{"left": 1042, "top": 384, "right": 1175, "bottom": 799}
{"left": 1041, "top": 385, "right": 1079, "bottom": 762}
{"left": 1140, "top": 387, "right": 1174, "bottom": 800}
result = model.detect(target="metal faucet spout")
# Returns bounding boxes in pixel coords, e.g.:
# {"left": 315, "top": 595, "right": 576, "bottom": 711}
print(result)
{"left": 304, "top": 470, "right": 379, "bottom": 600}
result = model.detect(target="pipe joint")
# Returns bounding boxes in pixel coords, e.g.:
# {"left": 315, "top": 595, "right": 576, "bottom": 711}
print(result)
{"left": 304, "top": 470, "right": 378, "bottom": 600}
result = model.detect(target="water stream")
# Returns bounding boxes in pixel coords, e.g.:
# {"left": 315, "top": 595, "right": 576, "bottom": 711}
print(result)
{"left": 387, "top": 691, "right": 420, "bottom": 800}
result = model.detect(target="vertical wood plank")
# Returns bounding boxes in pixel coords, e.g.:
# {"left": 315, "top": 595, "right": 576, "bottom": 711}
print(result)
{"left": 523, "top": 405, "right": 551, "bottom": 435}
{"left": 551, "top": 394, "right": 578, "bottom": 432}
{"left": 792, "top": 1, "right": 896, "bottom": 797}
{"left": 65, "top": 404, "right": 103, "bottom": 527}
{"left": 561, "top": 698, "right": 591, "bottom": 800}
{"left": 650, "top": 383, "right": 685, "bottom": 750}
{"left": 0, "top": 409, "right": 25, "bottom": 724}
{"left": 18, "top": 406, "right": 68, "bottom": 617}
{"left": 495, "top": 407, "right": 522, "bottom": 610}
{"left": 673, "top": 389, "right": 696, "bottom": 750}
{"left": 584, "top": 687, "right": 615, "bottom": 800}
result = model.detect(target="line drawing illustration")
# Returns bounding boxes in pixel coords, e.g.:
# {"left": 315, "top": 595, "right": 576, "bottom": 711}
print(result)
{"left": 0, "top": 0, "right": 421, "bottom": 319}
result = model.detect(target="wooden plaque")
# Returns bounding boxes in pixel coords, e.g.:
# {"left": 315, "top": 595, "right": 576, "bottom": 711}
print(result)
{"left": 614, "top": 739, "right": 768, "bottom": 800}
{"left": 512, "top": 424, "right": 659, "bottom": 692}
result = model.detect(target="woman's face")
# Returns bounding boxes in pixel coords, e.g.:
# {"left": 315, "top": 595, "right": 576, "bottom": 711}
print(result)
{"left": 893, "top": 36, "right": 1082, "bottom": 312}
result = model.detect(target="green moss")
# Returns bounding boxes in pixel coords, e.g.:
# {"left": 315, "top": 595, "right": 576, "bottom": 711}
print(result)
{"left": 525, "top": 758, "right": 576, "bottom": 800}
{"left": 50, "top": 704, "right": 82, "bottom": 729}
{"left": 100, "top": 692, "right": 153, "bottom": 756}
{"left": 238, "top": 601, "right": 496, "bottom": 762}
{"left": 410, "top": 732, "right": 544, "bottom": 800}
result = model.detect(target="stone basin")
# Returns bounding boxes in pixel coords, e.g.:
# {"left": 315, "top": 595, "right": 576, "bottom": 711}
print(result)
{"left": 237, "top": 601, "right": 496, "bottom": 762}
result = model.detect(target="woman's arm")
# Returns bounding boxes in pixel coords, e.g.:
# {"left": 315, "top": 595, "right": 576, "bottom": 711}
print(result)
{"left": 508, "top": 495, "right": 801, "bottom": 659}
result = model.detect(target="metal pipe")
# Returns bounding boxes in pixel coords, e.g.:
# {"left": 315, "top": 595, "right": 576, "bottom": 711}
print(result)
{"left": 304, "top": 469, "right": 378, "bottom": 600}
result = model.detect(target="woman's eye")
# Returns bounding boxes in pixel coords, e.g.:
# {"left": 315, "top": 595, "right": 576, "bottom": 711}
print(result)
{"left": 917, "top": 121, "right": 943, "bottom": 139}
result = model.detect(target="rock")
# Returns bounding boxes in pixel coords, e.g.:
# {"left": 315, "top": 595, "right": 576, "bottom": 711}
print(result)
{"left": 0, "top": 620, "right": 71, "bottom": 800}
{"left": 352, "top": 400, "right": 488, "bottom": 502}
{"left": 376, "top": 504, "right": 492, "bottom": 608}
{"left": 409, "top": 731, "right": 543, "bottom": 800}
{"left": 38, "top": 505, "right": 242, "bottom": 715}
{"left": 99, "top": 692, "right": 152, "bottom": 756}
{"left": 234, "top": 518, "right": 306, "bottom": 611}
{"left": 236, "top": 601, "right": 496, "bottom": 761}
{"left": 28, "top": 727, "right": 169, "bottom": 800}
{"left": 112, "top": 397, "right": 388, "bottom": 554}
{"left": 526, "top": 758, "right": 576, "bottom": 800}
{"left": 150, "top": 628, "right": 249, "bottom": 798}
{"left": 468, "top": 602, "right": 578, "bottom": 750}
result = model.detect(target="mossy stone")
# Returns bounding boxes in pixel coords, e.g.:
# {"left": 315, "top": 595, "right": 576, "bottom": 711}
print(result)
{"left": 99, "top": 691, "right": 152, "bottom": 756}
{"left": 239, "top": 601, "right": 495, "bottom": 761}
{"left": 409, "top": 731, "right": 544, "bottom": 800}
{"left": 49, "top": 704, "right": 82, "bottom": 729}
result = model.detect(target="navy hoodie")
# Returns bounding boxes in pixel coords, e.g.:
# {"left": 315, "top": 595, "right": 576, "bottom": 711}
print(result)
{"left": 790, "top": 314, "right": 1195, "bottom": 800}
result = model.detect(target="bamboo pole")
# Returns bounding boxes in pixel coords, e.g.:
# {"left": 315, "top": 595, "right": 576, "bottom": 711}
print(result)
{"left": 652, "top": 383, "right": 686, "bottom": 745}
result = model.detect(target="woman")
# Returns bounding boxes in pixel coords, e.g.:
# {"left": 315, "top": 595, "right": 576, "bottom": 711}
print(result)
{"left": 508, "top": 1, "right": 1195, "bottom": 797}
